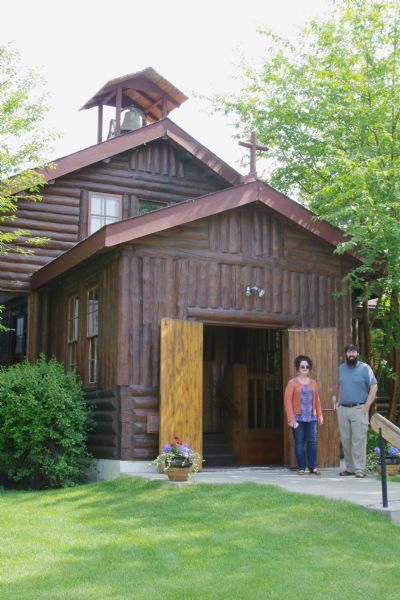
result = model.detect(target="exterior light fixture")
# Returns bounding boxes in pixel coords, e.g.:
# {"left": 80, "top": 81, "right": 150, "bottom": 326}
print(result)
{"left": 244, "top": 285, "right": 265, "bottom": 298}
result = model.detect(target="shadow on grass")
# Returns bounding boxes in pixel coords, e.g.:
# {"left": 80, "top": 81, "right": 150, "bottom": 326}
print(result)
{"left": 1, "top": 477, "right": 400, "bottom": 600}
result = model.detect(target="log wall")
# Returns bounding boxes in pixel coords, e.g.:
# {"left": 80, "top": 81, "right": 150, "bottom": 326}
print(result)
{"left": 0, "top": 140, "right": 227, "bottom": 292}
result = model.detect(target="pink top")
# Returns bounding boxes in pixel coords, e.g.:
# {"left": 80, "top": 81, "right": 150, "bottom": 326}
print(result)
{"left": 284, "top": 377, "right": 323, "bottom": 424}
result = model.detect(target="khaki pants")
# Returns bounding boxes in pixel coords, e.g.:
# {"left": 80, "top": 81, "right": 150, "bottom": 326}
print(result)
{"left": 337, "top": 405, "right": 369, "bottom": 473}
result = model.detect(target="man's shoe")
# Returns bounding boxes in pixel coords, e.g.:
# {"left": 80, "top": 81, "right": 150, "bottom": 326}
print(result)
{"left": 355, "top": 471, "right": 366, "bottom": 478}
{"left": 339, "top": 470, "right": 355, "bottom": 476}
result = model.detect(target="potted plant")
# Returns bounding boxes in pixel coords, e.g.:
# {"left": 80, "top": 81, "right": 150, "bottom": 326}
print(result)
{"left": 373, "top": 445, "right": 400, "bottom": 476}
{"left": 151, "top": 436, "right": 202, "bottom": 481}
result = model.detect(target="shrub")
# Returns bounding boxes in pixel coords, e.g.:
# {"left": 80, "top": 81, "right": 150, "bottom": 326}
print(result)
{"left": 367, "top": 427, "right": 379, "bottom": 454}
{"left": 0, "top": 355, "right": 92, "bottom": 489}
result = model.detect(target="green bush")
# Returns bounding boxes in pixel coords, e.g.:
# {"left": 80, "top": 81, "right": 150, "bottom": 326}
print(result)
{"left": 0, "top": 355, "right": 92, "bottom": 489}
{"left": 367, "top": 427, "right": 379, "bottom": 454}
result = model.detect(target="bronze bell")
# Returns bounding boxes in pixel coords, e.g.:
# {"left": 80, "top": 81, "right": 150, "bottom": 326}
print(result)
{"left": 121, "top": 107, "right": 147, "bottom": 132}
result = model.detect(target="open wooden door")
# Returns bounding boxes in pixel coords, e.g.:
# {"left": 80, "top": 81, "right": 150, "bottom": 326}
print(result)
{"left": 283, "top": 328, "right": 339, "bottom": 467}
{"left": 160, "top": 318, "right": 203, "bottom": 462}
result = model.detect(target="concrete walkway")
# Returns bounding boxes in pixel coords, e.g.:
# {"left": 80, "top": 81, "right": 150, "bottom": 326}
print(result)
{"left": 120, "top": 462, "right": 400, "bottom": 525}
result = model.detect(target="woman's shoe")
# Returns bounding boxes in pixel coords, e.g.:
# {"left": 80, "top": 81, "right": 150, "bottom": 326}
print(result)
{"left": 309, "top": 468, "right": 321, "bottom": 475}
{"left": 297, "top": 469, "right": 306, "bottom": 475}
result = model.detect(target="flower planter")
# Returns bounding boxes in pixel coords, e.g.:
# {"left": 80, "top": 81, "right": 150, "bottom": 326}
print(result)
{"left": 376, "top": 458, "right": 400, "bottom": 477}
{"left": 169, "top": 456, "right": 192, "bottom": 468}
{"left": 166, "top": 466, "right": 192, "bottom": 482}
{"left": 151, "top": 436, "right": 202, "bottom": 476}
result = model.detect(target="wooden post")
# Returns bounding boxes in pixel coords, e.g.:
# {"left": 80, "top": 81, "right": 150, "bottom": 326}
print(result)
{"left": 115, "top": 86, "right": 122, "bottom": 136}
{"left": 97, "top": 103, "right": 103, "bottom": 143}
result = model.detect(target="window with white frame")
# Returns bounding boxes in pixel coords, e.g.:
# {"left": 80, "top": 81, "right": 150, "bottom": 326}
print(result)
{"left": 67, "top": 295, "right": 79, "bottom": 371}
{"left": 89, "top": 192, "right": 122, "bottom": 234}
{"left": 87, "top": 287, "right": 99, "bottom": 384}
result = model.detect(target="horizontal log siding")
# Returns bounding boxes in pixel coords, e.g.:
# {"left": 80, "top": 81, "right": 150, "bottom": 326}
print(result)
{"left": 1, "top": 141, "right": 227, "bottom": 292}
{"left": 120, "top": 385, "right": 159, "bottom": 460}
{"left": 120, "top": 205, "right": 352, "bottom": 460}
{"left": 85, "top": 388, "right": 120, "bottom": 459}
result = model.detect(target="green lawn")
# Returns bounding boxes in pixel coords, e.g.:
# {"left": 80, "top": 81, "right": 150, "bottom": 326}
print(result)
{"left": 0, "top": 477, "right": 399, "bottom": 599}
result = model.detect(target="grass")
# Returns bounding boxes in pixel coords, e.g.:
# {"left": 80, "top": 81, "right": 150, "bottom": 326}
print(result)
{"left": 0, "top": 476, "right": 399, "bottom": 600}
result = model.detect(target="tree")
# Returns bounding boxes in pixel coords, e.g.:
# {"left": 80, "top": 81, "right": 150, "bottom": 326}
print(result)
{"left": 211, "top": 0, "right": 400, "bottom": 422}
{"left": 0, "top": 42, "right": 53, "bottom": 256}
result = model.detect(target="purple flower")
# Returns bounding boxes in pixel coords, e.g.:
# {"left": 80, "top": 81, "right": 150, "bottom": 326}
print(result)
{"left": 387, "top": 445, "right": 400, "bottom": 456}
{"left": 373, "top": 445, "right": 399, "bottom": 456}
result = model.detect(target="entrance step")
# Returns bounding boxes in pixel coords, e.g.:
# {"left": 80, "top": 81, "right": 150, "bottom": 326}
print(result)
{"left": 203, "top": 433, "right": 239, "bottom": 467}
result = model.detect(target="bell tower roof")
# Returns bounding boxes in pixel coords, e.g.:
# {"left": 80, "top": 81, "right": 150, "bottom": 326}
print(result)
{"left": 80, "top": 67, "right": 188, "bottom": 122}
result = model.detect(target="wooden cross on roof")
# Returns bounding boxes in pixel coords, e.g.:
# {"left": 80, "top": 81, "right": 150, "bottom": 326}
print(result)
{"left": 239, "top": 131, "right": 269, "bottom": 183}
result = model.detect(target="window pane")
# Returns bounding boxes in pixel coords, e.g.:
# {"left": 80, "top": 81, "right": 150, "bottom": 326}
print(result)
{"left": 68, "top": 296, "right": 79, "bottom": 342}
{"left": 68, "top": 342, "right": 77, "bottom": 371}
{"left": 90, "top": 216, "right": 103, "bottom": 234}
{"left": 106, "top": 197, "right": 121, "bottom": 217}
{"left": 105, "top": 215, "right": 119, "bottom": 225}
{"left": 87, "top": 289, "right": 99, "bottom": 337}
{"left": 74, "top": 298, "right": 79, "bottom": 320}
{"left": 89, "top": 337, "right": 98, "bottom": 384}
{"left": 139, "top": 200, "right": 166, "bottom": 215}
{"left": 91, "top": 195, "right": 104, "bottom": 215}
{"left": 15, "top": 316, "right": 25, "bottom": 354}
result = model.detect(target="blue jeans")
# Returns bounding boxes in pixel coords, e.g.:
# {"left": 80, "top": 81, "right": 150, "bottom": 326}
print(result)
{"left": 292, "top": 420, "right": 318, "bottom": 470}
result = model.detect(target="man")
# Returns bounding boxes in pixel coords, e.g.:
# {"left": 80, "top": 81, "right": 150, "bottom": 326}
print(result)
{"left": 336, "top": 343, "right": 377, "bottom": 478}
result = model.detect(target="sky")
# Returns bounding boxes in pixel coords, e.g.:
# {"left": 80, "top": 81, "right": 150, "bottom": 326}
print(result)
{"left": 1, "top": 0, "right": 330, "bottom": 175}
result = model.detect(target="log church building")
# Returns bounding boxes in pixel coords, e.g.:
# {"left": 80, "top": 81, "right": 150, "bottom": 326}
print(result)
{"left": 0, "top": 69, "right": 358, "bottom": 474}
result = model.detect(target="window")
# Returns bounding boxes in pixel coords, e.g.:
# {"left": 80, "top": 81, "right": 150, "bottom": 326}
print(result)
{"left": 67, "top": 295, "right": 79, "bottom": 370}
{"left": 89, "top": 192, "right": 122, "bottom": 234}
{"left": 138, "top": 199, "right": 167, "bottom": 215}
{"left": 87, "top": 288, "right": 99, "bottom": 384}
{"left": 14, "top": 316, "right": 25, "bottom": 355}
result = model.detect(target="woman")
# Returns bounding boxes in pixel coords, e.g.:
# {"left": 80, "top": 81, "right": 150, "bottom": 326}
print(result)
{"left": 284, "top": 355, "right": 323, "bottom": 475}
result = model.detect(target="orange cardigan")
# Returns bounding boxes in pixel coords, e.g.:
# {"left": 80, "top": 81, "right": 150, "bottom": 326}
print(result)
{"left": 284, "top": 377, "right": 323, "bottom": 424}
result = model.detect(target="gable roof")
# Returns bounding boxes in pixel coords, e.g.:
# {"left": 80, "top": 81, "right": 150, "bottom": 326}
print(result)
{"left": 40, "top": 118, "right": 240, "bottom": 186}
{"left": 31, "top": 179, "right": 357, "bottom": 289}
{"left": 80, "top": 68, "right": 188, "bottom": 122}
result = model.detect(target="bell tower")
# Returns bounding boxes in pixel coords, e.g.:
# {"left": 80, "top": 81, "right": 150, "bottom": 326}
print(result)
{"left": 80, "top": 67, "right": 188, "bottom": 143}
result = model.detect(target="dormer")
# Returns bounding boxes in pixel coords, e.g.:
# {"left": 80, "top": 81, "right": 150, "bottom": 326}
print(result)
{"left": 80, "top": 67, "right": 188, "bottom": 143}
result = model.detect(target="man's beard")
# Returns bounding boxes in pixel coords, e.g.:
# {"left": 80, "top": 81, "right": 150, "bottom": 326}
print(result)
{"left": 346, "top": 356, "right": 358, "bottom": 367}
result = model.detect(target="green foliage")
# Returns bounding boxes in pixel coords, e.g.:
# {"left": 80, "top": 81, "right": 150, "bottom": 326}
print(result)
{"left": 0, "top": 355, "right": 92, "bottom": 489}
{"left": 211, "top": 0, "right": 400, "bottom": 294}
{"left": 366, "top": 427, "right": 380, "bottom": 470}
{"left": 0, "top": 42, "right": 56, "bottom": 256}
{"left": 367, "top": 426, "right": 380, "bottom": 454}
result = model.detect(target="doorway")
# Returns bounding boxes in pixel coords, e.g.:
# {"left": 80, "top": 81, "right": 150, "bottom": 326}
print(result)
{"left": 203, "top": 326, "right": 284, "bottom": 466}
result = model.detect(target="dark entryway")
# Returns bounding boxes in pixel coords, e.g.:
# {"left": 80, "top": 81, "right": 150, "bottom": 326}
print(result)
{"left": 0, "top": 295, "right": 28, "bottom": 366}
{"left": 203, "top": 326, "right": 284, "bottom": 466}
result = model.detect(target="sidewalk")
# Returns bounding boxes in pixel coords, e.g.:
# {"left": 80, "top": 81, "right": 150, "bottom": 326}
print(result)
{"left": 120, "top": 461, "right": 400, "bottom": 525}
